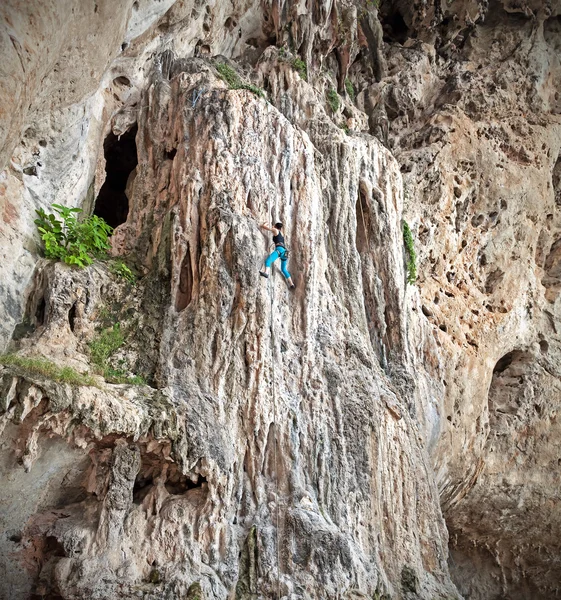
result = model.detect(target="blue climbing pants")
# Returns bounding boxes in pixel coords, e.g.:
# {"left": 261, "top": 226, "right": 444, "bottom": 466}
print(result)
{"left": 265, "top": 247, "right": 291, "bottom": 279}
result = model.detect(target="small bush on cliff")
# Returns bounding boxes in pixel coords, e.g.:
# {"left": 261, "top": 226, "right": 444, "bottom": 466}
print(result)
{"left": 109, "top": 259, "right": 136, "bottom": 283}
{"left": 216, "top": 63, "right": 265, "bottom": 99}
{"left": 345, "top": 78, "right": 355, "bottom": 101}
{"left": 326, "top": 88, "right": 340, "bottom": 113}
{"left": 403, "top": 221, "right": 417, "bottom": 284}
{"left": 292, "top": 57, "right": 307, "bottom": 81}
{"left": 35, "top": 203, "right": 113, "bottom": 267}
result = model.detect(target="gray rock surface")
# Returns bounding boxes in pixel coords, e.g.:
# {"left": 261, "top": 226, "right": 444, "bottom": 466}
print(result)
{"left": 1, "top": 1, "right": 561, "bottom": 599}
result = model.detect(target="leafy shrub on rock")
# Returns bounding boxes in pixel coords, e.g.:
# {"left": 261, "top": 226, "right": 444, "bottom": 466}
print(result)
{"left": 35, "top": 203, "right": 113, "bottom": 267}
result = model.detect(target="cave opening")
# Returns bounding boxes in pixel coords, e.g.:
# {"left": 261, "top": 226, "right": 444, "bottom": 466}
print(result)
{"left": 176, "top": 246, "right": 194, "bottom": 312}
{"left": 493, "top": 350, "right": 517, "bottom": 374}
{"left": 133, "top": 474, "right": 154, "bottom": 505}
{"left": 381, "top": 10, "right": 410, "bottom": 44}
{"left": 93, "top": 125, "right": 138, "bottom": 229}
{"left": 68, "top": 302, "right": 77, "bottom": 332}
{"left": 35, "top": 297, "right": 46, "bottom": 326}
{"left": 165, "top": 472, "right": 207, "bottom": 495}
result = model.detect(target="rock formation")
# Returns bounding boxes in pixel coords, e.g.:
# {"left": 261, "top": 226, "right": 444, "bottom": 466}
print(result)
{"left": 1, "top": 1, "right": 561, "bottom": 599}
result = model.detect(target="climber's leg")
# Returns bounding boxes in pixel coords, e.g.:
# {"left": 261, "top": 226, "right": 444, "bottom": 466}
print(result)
{"left": 280, "top": 258, "right": 291, "bottom": 279}
{"left": 279, "top": 255, "right": 295, "bottom": 289}
{"left": 260, "top": 250, "right": 279, "bottom": 277}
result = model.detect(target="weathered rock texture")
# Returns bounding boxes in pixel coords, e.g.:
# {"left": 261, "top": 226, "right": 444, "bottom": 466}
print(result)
{"left": 1, "top": 1, "right": 561, "bottom": 599}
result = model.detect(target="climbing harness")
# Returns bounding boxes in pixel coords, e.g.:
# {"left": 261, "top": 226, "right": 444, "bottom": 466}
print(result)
{"left": 270, "top": 242, "right": 290, "bottom": 261}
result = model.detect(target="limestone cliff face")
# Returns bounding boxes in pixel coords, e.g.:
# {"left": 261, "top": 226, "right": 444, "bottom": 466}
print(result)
{"left": 1, "top": 1, "right": 561, "bottom": 599}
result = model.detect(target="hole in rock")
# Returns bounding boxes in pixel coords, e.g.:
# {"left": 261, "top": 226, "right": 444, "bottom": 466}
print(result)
{"left": 113, "top": 76, "right": 131, "bottom": 87}
{"left": 35, "top": 297, "right": 46, "bottom": 326}
{"left": 9, "top": 533, "right": 22, "bottom": 543}
{"left": 176, "top": 246, "right": 193, "bottom": 312}
{"left": 45, "top": 535, "right": 66, "bottom": 557}
{"left": 540, "top": 340, "right": 549, "bottom": 354}
{"left": 165, "top": 472, "right": 207, "bottom": 495}
{"left": 68, "top": 302, "right": 77, "bottom": 332}
{"left": 493, "top": 351, "right": 516, "bottom": 374}
{"left": 382, "top": 10, "right": 410, "bottom": 44}
{"left": 165, "top": 148, "right": 177, "bottom": 161}
{"left": 133, "top": 475, "right": 154, "bottom": 505}
{"left": 94, "top": 125, "right": 138, "bottom": 229}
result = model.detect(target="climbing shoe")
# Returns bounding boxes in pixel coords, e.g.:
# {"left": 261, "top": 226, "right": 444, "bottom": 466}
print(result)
{"left": 260, "top": 271, "right": 268, "bottom": 278}
{"left": 290, "top": 283, "right": 295, "bottom": 290}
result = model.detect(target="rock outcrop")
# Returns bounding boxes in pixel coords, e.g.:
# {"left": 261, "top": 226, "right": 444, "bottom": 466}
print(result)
{"left": 1, "top": 1, "right": 561, "bottom": 599}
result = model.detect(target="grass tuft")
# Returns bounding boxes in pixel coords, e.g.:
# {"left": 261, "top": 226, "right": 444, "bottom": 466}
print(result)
{"left": 0, "top": 354, "right": 97, "bottom": 387}
{"left": 216, "top": 63, "right": 265, "bottom": 99}
{"left": 88, "top": 323, "right": 145, "bottom": 385}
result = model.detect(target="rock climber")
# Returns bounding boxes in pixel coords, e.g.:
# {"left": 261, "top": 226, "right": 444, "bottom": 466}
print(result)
{"left": 259, "top": 222, "right": 295, "bottom": 289}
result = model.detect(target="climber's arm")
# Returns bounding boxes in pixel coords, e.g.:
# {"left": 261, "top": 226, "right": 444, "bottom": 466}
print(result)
{"left": 261, "top": 223, "right": 279, "bottom": 235}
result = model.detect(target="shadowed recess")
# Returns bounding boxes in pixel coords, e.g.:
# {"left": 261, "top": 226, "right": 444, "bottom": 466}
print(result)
{"left": 94, "top": 125, "right": 138, "bottom": 228}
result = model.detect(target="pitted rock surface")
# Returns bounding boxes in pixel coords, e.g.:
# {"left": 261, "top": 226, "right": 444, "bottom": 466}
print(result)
{"left": 1, "top": 1, "right": 561, "bottom": 599}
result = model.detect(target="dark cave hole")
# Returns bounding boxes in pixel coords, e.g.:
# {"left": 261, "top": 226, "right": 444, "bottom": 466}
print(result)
{"left": 93, "top": 125, "right": 138, "bottom": 229}
{"left": 9, "top": 533, "right": 22, "bottom": 543}
{"left": 176, "top": 246, "right": 193, "bottom": 312}
{"left": 381, "top": 10, "right": 410, "bottom": 44}
{"left": 35, "top": 297, "right": 46, "bottom": 326}
{"left": 493, "top": 351, "right": 516, "bottom": 374}
{"left": 45, "top": 536, "right": 66, "bottom": 557}
{"left": 165, "top": 472, "right": 207, "bottom": 495}
{"left": 165, "top": 148, "right": 177, "bottom": 161}
{"left": 68, "top": 302, "right": 77, "bottom": 332}
{"left": 133, "top": 475, "right": 154, "bottom": 505}
{"left": 113, "top": 75, "right": 131, "bottom": 87}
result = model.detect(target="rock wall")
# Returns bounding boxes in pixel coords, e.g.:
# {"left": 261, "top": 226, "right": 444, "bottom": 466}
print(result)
{"left": 1, "top": 1, "right": 561, "bottom": 599}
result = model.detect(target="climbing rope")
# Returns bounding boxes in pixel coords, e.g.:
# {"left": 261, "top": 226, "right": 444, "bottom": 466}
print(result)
{"left": 267, "top": 197, "right": 282, "bottom": 600}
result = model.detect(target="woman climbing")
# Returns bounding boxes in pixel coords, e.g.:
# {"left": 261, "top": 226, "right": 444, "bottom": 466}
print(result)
{"left": 259, "top": 222, "right": 295, "bottom": 289}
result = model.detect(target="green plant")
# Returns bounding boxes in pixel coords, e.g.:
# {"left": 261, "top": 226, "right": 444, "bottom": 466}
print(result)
{"left": 88, "top": 323, "right": 144, "bottom": 385}
{"left": 403, "top": 221, "right": 417, "bottom": 284}
{"left": 345, "top": 78, "right": 356, "bottom": 101}
{"left": 339, "top": 123, "right": 350, "bottom": 135}
{"left": 0, "top": 354, "right": 98, "bottom": 387}
{"left": 35, "top": 203, "right": 113, "bottom": 268}
{"left": 89, "top": 322, "right": 124, "bottom": 368}
{"left": 326, "top": 88, "right": 340, "bottom": 113}
{"left": 216, "top": 63, "right": 265, "bottom": 99}
{"left": 292, "top": 57, "right": 307, "bottom": 81}
{"left": 109, "top": 260, "right": 136, "bottom": 283}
